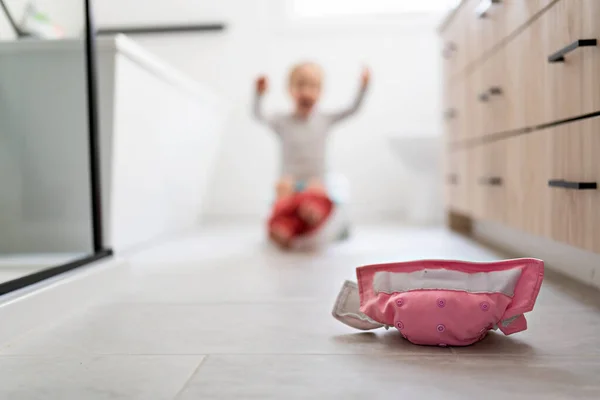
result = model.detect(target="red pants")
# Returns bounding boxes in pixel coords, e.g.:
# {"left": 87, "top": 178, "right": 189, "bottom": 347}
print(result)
{"left": 268, "top": 191, "right": 334, "bottom": 240}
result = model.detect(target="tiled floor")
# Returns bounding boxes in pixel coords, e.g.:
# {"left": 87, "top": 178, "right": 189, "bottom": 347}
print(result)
{"left": 1, "top": 224, "right": 600, "bottom": 399}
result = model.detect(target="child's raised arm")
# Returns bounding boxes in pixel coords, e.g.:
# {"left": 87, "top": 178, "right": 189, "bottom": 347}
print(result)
{"left": 327, "top": 67, "right": 370, "bottom": 125}
{"left": 253, "top": 76, "right": 272, "bottom": 125}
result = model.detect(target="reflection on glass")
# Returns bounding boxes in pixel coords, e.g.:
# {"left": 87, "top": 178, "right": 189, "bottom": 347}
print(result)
{"left": 0, "top": 0, "right": 84, "bottom": 39}
{"left": 0, "top": 0, "right": 93, "bottom": 286}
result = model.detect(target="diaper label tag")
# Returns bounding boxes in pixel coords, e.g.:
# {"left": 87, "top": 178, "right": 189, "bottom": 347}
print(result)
{"left": 498, "top": 314, "right": 528, "bottom": 335}
{"left": 501, "top": 315, "right": 521, "bottom": 327}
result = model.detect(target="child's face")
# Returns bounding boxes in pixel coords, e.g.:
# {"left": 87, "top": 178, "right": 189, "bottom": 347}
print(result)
{"left": 289, "top": 65, "right": 322, "bottom": 117}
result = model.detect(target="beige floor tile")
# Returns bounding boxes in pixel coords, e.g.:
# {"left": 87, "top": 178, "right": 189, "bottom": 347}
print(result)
{"left": 176, "top": 354, "right": 600, "bottom": 400}
{"left": 2, "top": 224, "right": 600, "bottom": 398}
{"left": 0, "top": 355, "right": 203, "bottom": 400}
{"left": 0, "top": 302, "right": 450, "bottom": 356}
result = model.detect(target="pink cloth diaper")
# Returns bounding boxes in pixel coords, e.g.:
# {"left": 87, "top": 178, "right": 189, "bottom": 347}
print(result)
{"left": 332, "top": 258, "right": 544, "bottom": 347}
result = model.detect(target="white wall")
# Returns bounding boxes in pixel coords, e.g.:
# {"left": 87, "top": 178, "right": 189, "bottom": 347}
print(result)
{"left": 94, "top": 0, "right": 444, "bottom": 222}
{"left": 97, "top": 37, "right": 225, "bottom": 251}
{"left": 260, "top": 15, "right": 443, "bottom": 222}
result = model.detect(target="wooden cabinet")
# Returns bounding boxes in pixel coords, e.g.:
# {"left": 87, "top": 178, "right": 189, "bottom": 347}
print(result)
{"left": 511, "top": 7, "right": 549, "bottom": 129}
{"left": 580, "top": 0, "right": 600, "bottom": 120}
{"left": 478, "top": 47, "right": 514, "bottom": 135}
{"left": 548, "top": 119, "right": 600, "bottom": 253}
{"left": 505, "top": 132, "right": 550, "bottom": 237}
{"left": 441, "top": 0, "right": 600, "bottom": 255}
{"left": 544, "top": 0, "right": 587, "bottom": 123}
{"left": 463, "top": 0, "right": 486, "bottom": 68}
{"left": 500, "top": 0, "right": 556, "bottom": 42}
{"left": 443, "top": 81, "right": 466, "bottom": 142}
{"left": 456, "top": 0, "right": 558, "bottom": 73}
{"left": 445, "top": 148, "right": 472, "bottom": 216}
{"left": 441, "top": 9, "right": 467, "bottom": 79}
{"left": 475, "top": 141, "right": 507, "bottom": 223}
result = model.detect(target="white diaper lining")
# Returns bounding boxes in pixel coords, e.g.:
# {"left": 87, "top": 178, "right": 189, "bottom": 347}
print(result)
{"left": 373, "top": 267, "right": 522, "bottom": 297}
{"left": 337, "top": 311, "right": 382, "bottom": 325}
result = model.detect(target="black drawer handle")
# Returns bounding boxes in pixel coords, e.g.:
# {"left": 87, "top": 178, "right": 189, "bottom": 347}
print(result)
{"left": 489, "top": 86, "right": 502, "bottom": 96}
{"left": 548, "top": 179, "right": 597, "bottom": 190}
{"left": 479, "top": 177, "right": 503, "bottom": 186}
{"left": 481, "top": 86, "right": 502, "bottom": 101}
{"left": 478, "top": 87, "right": 502, "bottom": 102}
{"left": 475, "top": 0, "right": 501, "bottom": 19}
{"left": 548, "top": 39, "right": 597, "bottom": 63}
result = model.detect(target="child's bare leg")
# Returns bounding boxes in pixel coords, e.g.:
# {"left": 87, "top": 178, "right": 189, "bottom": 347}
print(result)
{"left": 276, "top": 175, "right": 295, "bottom": 199}
{"left": 270, "top": 223, "right": 293, "bottom": 248}
{"left": 271, "top": 176, "right": 296, "bottom": 248}
{"left": 299, "top": 177, "right": 328, "bottom": 225}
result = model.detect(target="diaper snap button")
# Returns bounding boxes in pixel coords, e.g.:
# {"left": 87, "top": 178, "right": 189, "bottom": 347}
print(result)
{"left": 396, "top": 298, "right": 404, "bottom": 307}
{"left": 436, "top": 298, "right": 446, "bottom": 308}
{"left": 480, "top": 301, "right": 490, "bottom": 312}
{"left": 436, "top": 324, "right": 446, "bottom": 333}
{"left": 395, "top": 321, "right": 404, "bottom": 330}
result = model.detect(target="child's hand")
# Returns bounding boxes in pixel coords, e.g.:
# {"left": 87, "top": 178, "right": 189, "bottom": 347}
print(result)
{"left": 256, "top": 76, "right": 268, "bottom": 95}
{"left": 361, "top": 67, "right": 371, "bottom": 89}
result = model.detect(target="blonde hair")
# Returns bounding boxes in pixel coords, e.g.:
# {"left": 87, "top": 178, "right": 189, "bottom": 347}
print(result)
{"left": 288, "top": 62, "right": 323, "bottom": 86}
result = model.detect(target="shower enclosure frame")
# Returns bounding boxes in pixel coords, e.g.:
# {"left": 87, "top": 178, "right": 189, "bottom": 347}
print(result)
{"left": 0, "top": 0, "right": 113, "bottom": 296}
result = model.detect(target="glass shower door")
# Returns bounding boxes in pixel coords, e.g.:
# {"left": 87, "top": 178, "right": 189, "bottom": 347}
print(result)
{"left": 0, "top": 0, "right": 111, "bottom": 294}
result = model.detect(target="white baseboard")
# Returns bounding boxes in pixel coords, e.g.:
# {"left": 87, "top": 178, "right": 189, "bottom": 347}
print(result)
{"left": 474, "top": 221, "right": 600, "bottom": 290}
{"left": 0, "top": 257, "right": 127, "bottom": 347}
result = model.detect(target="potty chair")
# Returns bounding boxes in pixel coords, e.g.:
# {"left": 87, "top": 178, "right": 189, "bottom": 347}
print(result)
{"left": 267, "top": 173, "right": 351, "bottom": 250}
{"left": 292, "top": 173, "right": 351, "bottom": 250}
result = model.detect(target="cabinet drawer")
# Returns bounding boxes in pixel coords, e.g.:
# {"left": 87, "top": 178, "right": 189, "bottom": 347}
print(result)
{"left": 513, "top": 6, "right": 550, "bottom": 129}
{"left": 444, "top": 150, "right": 459, "bottom": 210}
{"left": 480, "top": 141, "right": 507, "bottom": 223}
{"left": 500, "top": 0, "right": 556, "bottom": 44}
{"left": 504, "top": 132, "right": 550, "bottom": 236}
{"left": 463, "top": 0, "right": 487, "bottom": 69}
{"left": 581, "top": 0, "right": 600, "bottom": 119}
{"left": 474, "top": 58, "right": 496, "bottom": 136}
{"left": 544, "top": 0, "right": 600, "bottom": 122}
{"left": 445, "top": 149, "right": 472, "bottom": 215}
{"left": 463, "top": 0, "right": 504, "bottom": 65}
{"left": 441, "top": 6, "right": 468, "bottom": 78}
{"left": 547, "top": 119, "right": 600, "bottom": 253}
{"left": 469, "top": 141, "right": 506, "bottom": 221}
{"left": 463, "top": 0, "right": 555, "bottom": 68}
{"left": 469, "top": 145, "right": 486, "bottom": 219}
{"left": 443, "top": 81, "right": 466, "bottom": 141}
{"left": 464, "top": 68, "right": 485, "bottom": 138}
{"left": 475, "top": 46, "right": 517, "bottom": 135}
{"left": 441, "top": 22, "right": 459, "bottom": 78}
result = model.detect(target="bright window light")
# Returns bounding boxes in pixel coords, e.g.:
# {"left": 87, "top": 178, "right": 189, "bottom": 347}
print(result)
{"left": 291, "top": 0, "right": 461, "bottom": 18}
